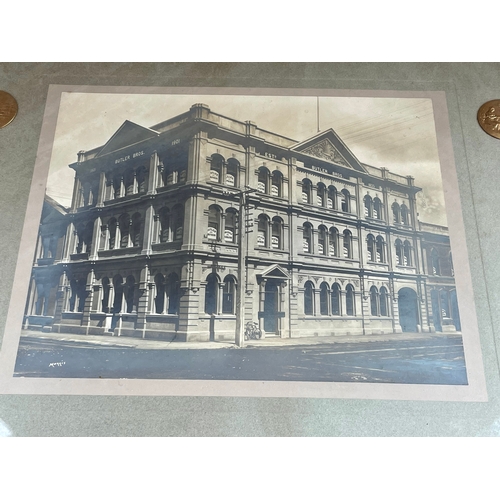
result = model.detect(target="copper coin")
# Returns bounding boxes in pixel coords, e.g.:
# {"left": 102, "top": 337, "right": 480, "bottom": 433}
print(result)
{"left": 0, "top": 91, "right": 18, "bottom": 129}
{"left": 477, "top": 100, "right": 500, "bottom": 139}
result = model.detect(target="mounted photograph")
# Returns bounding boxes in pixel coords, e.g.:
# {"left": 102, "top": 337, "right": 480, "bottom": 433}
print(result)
{"left": 0, "top": 86, "right": 486, "bottom": 400}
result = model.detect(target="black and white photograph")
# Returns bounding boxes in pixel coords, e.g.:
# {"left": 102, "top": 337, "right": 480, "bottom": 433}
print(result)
{"left": 0, "top": 86, "right": 486, "bottom": 400}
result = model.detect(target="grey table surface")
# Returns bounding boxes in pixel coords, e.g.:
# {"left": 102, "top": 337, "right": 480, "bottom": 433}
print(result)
{"left": 0, "top": 62, "right": 499, "bottom": 436}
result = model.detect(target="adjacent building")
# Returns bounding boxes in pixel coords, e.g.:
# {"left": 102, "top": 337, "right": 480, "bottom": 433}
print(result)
{"left": 23, "top": 103, "right": 461, "bottom": 341}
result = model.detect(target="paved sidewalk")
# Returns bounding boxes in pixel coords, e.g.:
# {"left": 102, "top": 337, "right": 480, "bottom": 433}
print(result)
{"left": 20, "top": 329, "right": 461, "bottom": 351}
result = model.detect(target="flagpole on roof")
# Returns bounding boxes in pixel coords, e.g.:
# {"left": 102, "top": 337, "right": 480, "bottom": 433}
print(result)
{"left": 317, "top": 96, "right": 320, "bottom": 133}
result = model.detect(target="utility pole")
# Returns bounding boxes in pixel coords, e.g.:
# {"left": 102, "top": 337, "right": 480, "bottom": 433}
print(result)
{"left": 223, "top": 186, "right": 257, "bottom": 347}
{"left": 235, "top": 191, "right": 247, "bottom": 347}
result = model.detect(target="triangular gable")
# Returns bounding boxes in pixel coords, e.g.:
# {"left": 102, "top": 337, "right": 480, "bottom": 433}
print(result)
{"left": 291, "top": 129, "right": 367, "bottom": 173}
{"left": 257, "top": 264, "right": 290, "bottom": 280}
{"left": 41, "top": 195, "right": 68, "bottom": 224}
{"left": 96, "top": 120, "right": 160, "bottom": 157}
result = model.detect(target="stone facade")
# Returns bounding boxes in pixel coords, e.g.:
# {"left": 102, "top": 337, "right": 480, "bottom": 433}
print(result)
{"left": 23, "top": 103, "right": 462, "bottom": 341}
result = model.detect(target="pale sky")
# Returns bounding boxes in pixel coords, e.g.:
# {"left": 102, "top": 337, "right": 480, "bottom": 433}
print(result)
{"left": 46, "top": 92, "right": 447, "bottom": 225}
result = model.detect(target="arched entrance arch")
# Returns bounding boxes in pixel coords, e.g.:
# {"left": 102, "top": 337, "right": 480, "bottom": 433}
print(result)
{"left": 398, "top": 287, "right": 419, "bottom": 332}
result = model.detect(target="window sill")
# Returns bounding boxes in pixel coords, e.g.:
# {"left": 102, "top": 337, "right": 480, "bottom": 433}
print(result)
{"left": 202, "top": 314, "right": 237, "bottom": 319}
{"left": 152, "top": 241, "right": 182, "bottom": 251}
{"left": 99, "top": 247, "right": 141, "bottom": 257}
{"left": 70, "top": 252, "right": 89, "bottom": 261}
{"left": 254, "top": 247, "right": 287, "bottom": 253}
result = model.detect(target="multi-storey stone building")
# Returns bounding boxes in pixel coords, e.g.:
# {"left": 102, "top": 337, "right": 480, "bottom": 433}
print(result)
{"left": 23, "top": 103, "right": 461, "bottom": 341}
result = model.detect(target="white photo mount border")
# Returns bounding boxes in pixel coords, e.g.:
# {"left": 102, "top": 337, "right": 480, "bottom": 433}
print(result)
{"left": 0, "top": 85, "right": 487, "bottom": 401}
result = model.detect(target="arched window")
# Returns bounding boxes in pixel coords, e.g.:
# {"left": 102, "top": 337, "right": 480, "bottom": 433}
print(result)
{"left": 75, "top": 221, "right": 93, "bottom": 254}
{"left": 395, "top": 239, "right": 403, "bottom": 266}
{"left": 392, "top": 202, "right": 400, "bottom": 224}
{"left": 272, "top": 217, "right": 283, "bottom": 250}
{"left": 304, "top": 281, "right": 314, "bottom": 315}
{"left": 376, "top": 236, "right": 385, "bottom": 263}
{"left": 401, "top": 204, "right": 409, "bottom": 225}
{"left": 154, "top": 273, "right": 166, "bottom": 314}
{"left": 125, "top": 275, "right": 135, "bottom": 313}
{"left": 257, "top": 214, "right": 269, "bottom": 247}
{"left": 317, "top": 183, "right": 326, "bottom": 207}
{"left": 331, "top": 283, "right": 341, "bottom": 315}
{"left": 318, "top": 225, "right": 327, "bottom": 255}
{"left": 271, "top": 171, "right": 283, "bottom": 197}
{"left": 303, "top": 222, "right": 313, "bottom": 253}
{"left": 131, "top": 213, "right": 142, "bottom": 247}
{"left": 210, "top": 154, "right": 223, "bottom": 183}
{"left": 329, "top": 227, "right": 339, "bottom": 256}
{"left": 370, "top": 286, "right": 379, "bottom": 316}
{"left": 440, "top": 290, "right": 450, "bottom": 318}
{"left": 403, "top": 241, "right": 412, "bottom": 266}
{"left": 373, "top": 197, "right": 382, "bottom": 220}
{"left": 171, "top": 204, "right": 184, "bottom": 242}
{"left": 208, "top": 205, "right": 222, "bottom": 241}
{"left": 343, "top": 229, "right": 352, "bottom": 259}
{"left": 222, "top": 275, "right": 236, "bottom": 314}
{"left": 320, "top": 282, "right": 329, "bottom": 316}
{"left": 341, "top": 189, "right": 350, "bottom": 212}
{"left": 367, "top": 234, "right": 376, "bottom": 261}
{"left": 161, "top": 158, "right": 177, "bottom": 186}
{"left": 158, "top": 207, "right": 170, "bottom": 243}
{"left": 225, "top": 209, "right": 237, "bottom": 243}
{"left": 119, "top": 214, "right": 130, "bottom": 248}
{"left": 205, "top": 273, "right": 218, "bottom": 314}
{"left": 108, "top": 218, "right": 117, "bottom": 249}
{"left": 380, "top": 286, "right": 389, "bottom": 317}
{"left": 346, "top": 284, "right": 355, "bottom": 316}
{"left": 364, "top": 195, "right": 373, "bottom": 218}
{"left": 166, "top": 273, "right": 180, "bottom": 315}
{"left": 226, "top": 158, "right": 239, "bottom": 187}
{"left": 124, "top": 169, "right": 135, "bottom": 196}
{"left": 112, "top": 275, "right": 123, "bottom": 313}
{"left": 327, "top": 186, "right": 337, "bottom": 209}
{"left": 258, "top": 167, "right": 270, "bottom": 194}
{"left": 431, "top": 248, "right": 440, "bottom": 275}
{"left": 69, "top": 278, "right": 87, "bottom": 313}
{"left": 154, "top": 272, "right": 179, "bottom": 315}
{"left": 101, "top": 277, "right": 111, "bottom": 313}
{"left": 136, "top": 166, "right": 148, "bottom": 194}
{"left": 302, "top": 179, "right": 312, "bottom": 204}
{"left": 82, "top": 182, "right": 92, "bottom": 207}
{"left": 113, "top": 173, "right": 122, "bottom": 199}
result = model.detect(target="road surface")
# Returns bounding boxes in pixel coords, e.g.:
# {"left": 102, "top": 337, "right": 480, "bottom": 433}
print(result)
{"left": 14, "top": 334, "right": 468, "bottom": 385}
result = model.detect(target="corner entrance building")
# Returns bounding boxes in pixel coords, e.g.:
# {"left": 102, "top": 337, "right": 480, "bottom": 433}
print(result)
{"left": 24, "top": 103, "right": 461, "bottom": 341}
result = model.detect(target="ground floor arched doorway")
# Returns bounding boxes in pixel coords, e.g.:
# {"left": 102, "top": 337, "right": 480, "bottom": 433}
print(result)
{"left": 398, "top": 287, "right": 419, "bottom": 332}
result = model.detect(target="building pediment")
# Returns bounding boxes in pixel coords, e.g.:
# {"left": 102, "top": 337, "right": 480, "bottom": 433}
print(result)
{"left": 41, "top": 195, "right": 68, "bottom": 223}
{"left": 291, "top": 129, "right": 367, "bottom": 173}
{"left": 257, "top": 264, "right": 290, "bottom": 280}
{"left": 96, "top": 120, "right": 160, "bottom": 157}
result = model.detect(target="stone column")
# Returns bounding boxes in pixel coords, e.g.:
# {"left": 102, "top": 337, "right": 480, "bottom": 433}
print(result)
{"left": 82, "top": 270, "right": 95, "bottom": 334}
{"left": 96, "top": 171, "right": 106, "bottom": 207}
{"left": 141, "top": 204, "right": 155, "bottom": 255}
{"left": 136, "top": 265, "right": 150, "bottom": 337}
{"left": 149, "top": 153, "right": 161, "bottom": 192}
{"left": 62, "top": 222, "right": 77, "bottom": 261}
{"left": 89, "top": 217, "right": 101, "bottom": 260}
{"left": 70, "top": 175, "right": 82, "bottom": 212}
{"left": 313, "top": 288, "right": 320, "bottom": 316}
{"left": 355, "top": 178, "right": 363, "bottom": 217}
